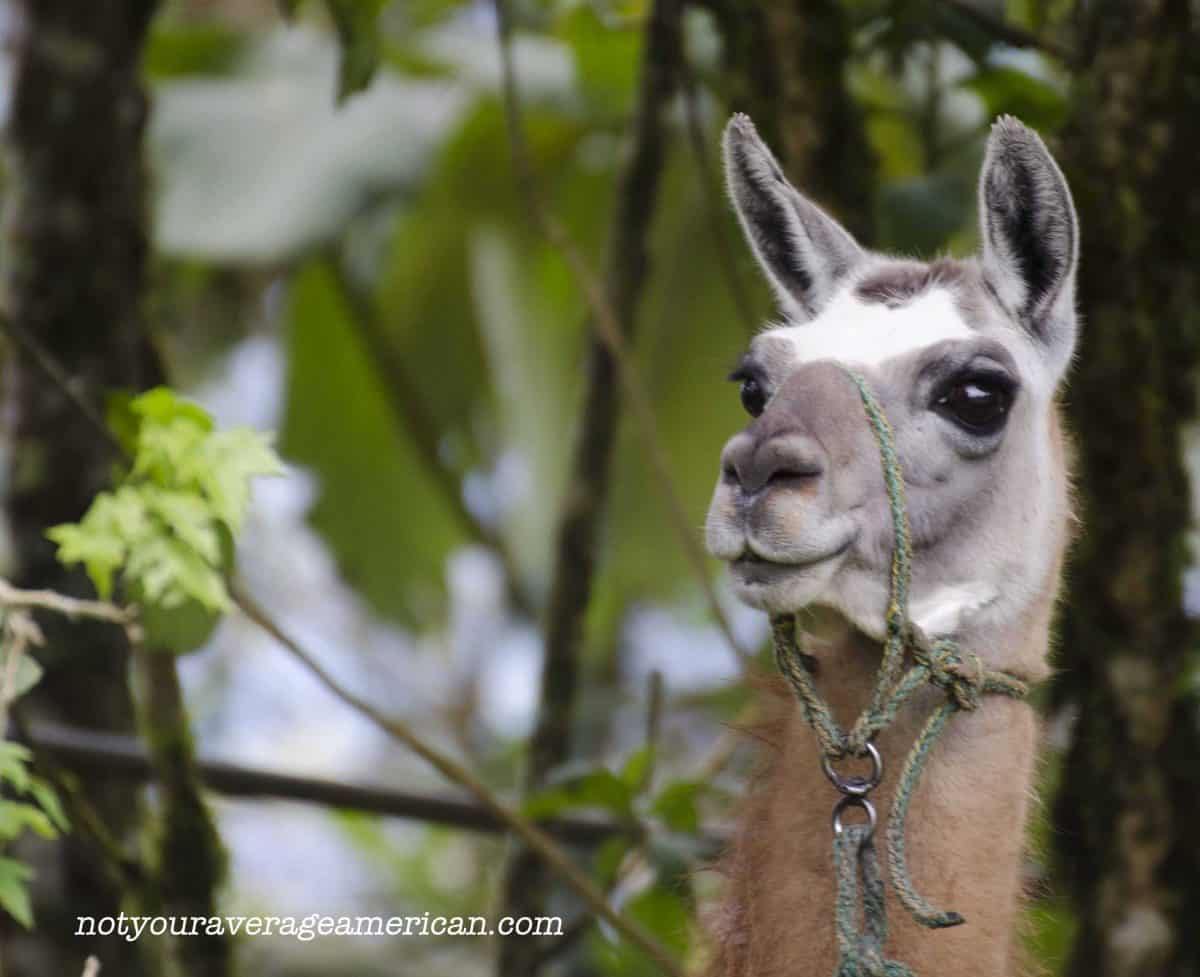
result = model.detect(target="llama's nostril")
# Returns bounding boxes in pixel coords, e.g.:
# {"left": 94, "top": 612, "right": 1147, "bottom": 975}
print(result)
{"left": 723, "top": 463, "right": 739, "bottom": 484}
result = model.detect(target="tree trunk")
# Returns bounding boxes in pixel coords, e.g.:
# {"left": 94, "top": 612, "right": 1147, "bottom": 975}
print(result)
{"left": 493, "top": 1, "right": 682, "bottom": 973}
{"left": 1, "top": 3, "right": 227, "bottom": 975}
{"left": 705, "top": 0, "right": 876, "bottom": 241}
{"left": 1051, "top": 3, "right": 1200, "bottom": 975}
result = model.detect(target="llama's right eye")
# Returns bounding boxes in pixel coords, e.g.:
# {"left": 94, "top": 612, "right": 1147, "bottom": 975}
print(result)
{"left": 740, "top": 378, "right": 767, "bottom": 417}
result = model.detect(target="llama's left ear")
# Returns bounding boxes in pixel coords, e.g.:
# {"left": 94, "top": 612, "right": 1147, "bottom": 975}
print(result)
{"left": 723, "top": 114, "right": 864, "bottom": 321}
{"left": 979, "top": 116, "right": 1079, "bottom": 373}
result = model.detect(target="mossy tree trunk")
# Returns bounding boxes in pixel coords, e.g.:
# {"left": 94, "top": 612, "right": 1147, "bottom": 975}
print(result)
{"left": 703, "top": 0, "right": 876, "bottom": 242}
{"left": 1051, "top": 3, "right": 1200, "bottom": 975}
{"left": 1, "top": 4, "right": 229, "bottom": 976}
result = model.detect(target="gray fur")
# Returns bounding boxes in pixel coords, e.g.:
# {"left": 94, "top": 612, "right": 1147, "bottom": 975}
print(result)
{"left": 724, "top": 113, "right": 865, "bottom": 320}
{"left": 979, "top": 115, "right": 1079, "bottom": 372}
{"left": 707, "top": 115, "right": 1078, "bottom": 673}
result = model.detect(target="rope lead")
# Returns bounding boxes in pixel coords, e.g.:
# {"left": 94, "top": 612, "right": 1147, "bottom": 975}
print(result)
{"left": 771, "top": 367, "right": 1030, "bottom": 976}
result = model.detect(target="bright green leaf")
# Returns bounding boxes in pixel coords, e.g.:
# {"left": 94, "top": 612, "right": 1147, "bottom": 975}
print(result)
{"left": 26, "top": 778, "right": 68, "bottom": 834}
{"left": 620, "top": 747, "right": 653, "bottom": 793}
{"left": 0, "top": 856, "right": 35, "bottom": 929}
{"left": 0, "top": 743, "right": 32, "bottom": 792}
{"left": 651, "top": 780, "right": 701, "bottom": 834}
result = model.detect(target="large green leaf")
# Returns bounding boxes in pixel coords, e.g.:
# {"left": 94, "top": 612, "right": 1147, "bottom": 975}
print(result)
{"left": 281, "top": 261, "right": 465, "bottom": 626}
{"left": 962, "top": 65, "right": 1068, "bottom": 133}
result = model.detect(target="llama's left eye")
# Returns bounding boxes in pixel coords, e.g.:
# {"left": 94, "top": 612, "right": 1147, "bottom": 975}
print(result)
{"left": 740, "top": 378, "right": 767, "bottom": 417}
{"left": 934, "top": 375, "right": 1014, "bottom": 434}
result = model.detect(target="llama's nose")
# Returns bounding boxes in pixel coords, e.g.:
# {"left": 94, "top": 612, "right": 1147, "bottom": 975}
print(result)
{"left": 721, "top": 430, "right": 825, "bottom": 496}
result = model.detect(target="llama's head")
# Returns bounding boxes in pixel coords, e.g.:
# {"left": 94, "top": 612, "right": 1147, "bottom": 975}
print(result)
{"left": 706, "top": 115, "right": 1078, "bottom": 644}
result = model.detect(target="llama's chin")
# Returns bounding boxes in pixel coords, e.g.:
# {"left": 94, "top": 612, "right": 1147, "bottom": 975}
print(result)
{"left": 727, "top": 555, "right": 841, "bottom": 613}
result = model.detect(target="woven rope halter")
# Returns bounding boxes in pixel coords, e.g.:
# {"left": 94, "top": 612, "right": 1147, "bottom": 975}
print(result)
{"left": 769, "top": 367, "right": 1031, "bottom": 977}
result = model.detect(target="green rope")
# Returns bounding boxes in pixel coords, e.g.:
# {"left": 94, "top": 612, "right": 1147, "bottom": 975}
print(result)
{"left": 834, "top": 826, "right": 914, "bottom": 977}
{"left": 771, "top": 367, "right": 1031, "bottom": 975}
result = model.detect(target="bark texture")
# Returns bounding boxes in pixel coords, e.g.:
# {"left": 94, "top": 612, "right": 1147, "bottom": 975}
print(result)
{"left": 1051, "top": 3, "right": 1200, "bottom": 975}
{"left": 1, "top": 4, "right": 227, "bottom": 975}
{"left": 705, "top": 0, "right": 876, "bottom": 242}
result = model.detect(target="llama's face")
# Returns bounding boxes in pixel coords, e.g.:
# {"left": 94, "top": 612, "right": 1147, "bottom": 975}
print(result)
{"left": 706, "top": 115, "right": 1078, "bottom": 640}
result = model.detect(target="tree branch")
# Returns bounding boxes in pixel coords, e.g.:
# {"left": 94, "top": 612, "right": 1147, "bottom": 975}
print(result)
{"left": 0, "top": 579, "right": 135, "bottom": 630}
{"left": 26, "top": 719, "right": 686, "bottom": 847}
{"left": 936, "top": 0, "right": 1073, "bottom": 63}
{"left": 230, "top": 583, "right": 687, "bottom": 977}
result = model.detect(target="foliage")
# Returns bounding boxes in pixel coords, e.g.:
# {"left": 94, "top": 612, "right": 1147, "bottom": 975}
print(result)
{"left": 3, "top": 0, "right": 1128, "bottom": 969}
{"left": 48, "top": 388, "right": 283, "bottom": 651}
{"left": 0, "top": 741, "right": 68, "bottom": 928}
{"left": 280, "top": 0, "right": 388, "bottom": 100}
{"left": 0, "top": 611, "right": 68, "bottom": 930}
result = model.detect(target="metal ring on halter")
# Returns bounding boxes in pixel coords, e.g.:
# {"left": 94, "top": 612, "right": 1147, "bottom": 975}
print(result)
{"left": 821, "top": 741, "right": 883, "bottom": 797}
{"left": 832, "top": 794, "right": 877, "bottom": 842}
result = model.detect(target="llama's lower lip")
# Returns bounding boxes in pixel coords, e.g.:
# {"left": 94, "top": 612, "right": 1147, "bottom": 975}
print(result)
{"left": 731, "top": 540, "right": 851, "bottom": 578}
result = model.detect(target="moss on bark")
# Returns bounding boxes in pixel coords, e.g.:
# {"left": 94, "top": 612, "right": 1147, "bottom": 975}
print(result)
{"left": 1051, "top": 3, "right": 1200, "bottom": 975}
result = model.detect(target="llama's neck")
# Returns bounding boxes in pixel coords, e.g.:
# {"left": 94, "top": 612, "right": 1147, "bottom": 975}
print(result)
{"left": 709, "top": 609, "right": 1046, "bottom": 977}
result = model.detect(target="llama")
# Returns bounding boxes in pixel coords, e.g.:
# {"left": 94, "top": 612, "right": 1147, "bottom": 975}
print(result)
{"left": 704, "top": 114, "right": 1078, "bottom": 976}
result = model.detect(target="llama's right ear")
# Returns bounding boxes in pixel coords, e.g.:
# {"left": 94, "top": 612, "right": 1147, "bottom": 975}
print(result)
{"left": 723, "top": 114, "right": 864, "bottom": 321}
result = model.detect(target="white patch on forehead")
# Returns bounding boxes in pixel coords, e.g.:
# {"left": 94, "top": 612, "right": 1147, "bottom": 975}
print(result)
{"left": 773, "top": 287, "right": 973, "bottom": 368}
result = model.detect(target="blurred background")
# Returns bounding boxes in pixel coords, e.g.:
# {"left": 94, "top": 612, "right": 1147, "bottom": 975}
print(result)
{"left": 0, "top": 1, "right": 1197, "bottom": 976}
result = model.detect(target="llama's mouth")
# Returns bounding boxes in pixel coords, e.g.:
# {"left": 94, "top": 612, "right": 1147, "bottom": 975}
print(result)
{"left": 730, "top": 535, "right": 855, "bottom": 583}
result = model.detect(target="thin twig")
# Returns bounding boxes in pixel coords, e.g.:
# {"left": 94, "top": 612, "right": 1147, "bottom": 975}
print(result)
{"left": 0, "top": 579, "right": 135, "bottom": 628}
{"left": 494, "top": 0, "right": 749, "bottom": 667}
{"left": 26, "top": 719, "right": 708, "bottom": 847}
{"left": 0, "top": 315, "right": 123, "bottom": 456}
{"left": 230, "top": 583, "right": 687, "bottom": 977}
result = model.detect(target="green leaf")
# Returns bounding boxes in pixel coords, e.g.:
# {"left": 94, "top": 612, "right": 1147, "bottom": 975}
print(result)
{"left": 0, "top": 856, "right": 35, "bottom": 929}
{"left": 137, "top": 596, "right": 223, "bottom": 655}
{"left": 195, "top": 429, "right": 285, "bottom": 533}
{"left": 588, "top": 883, "right": 691, "bottom": 976}
{"left": 27, "top": 777, "right": 68, "bottom": 834}
{"left": 593, "top": 835, "right": 632, "bottom": 884}
{"left": 144, "top": 22, "right": 248, "bottom": 80}
{"left": 0, "top": 743, "right": 32, "bottom": 792}
{"left": 524, "top": 767, "right": 635, "bottom": 820}
{"left": 144, "top": 488, "right": 223, "bottom": 566}
{"left": 620, "top": 746, "right": 653, "bottom": 792}
{"left": 0, "top": 650, "right": 43, "bottom": 703}
{"left": 962, "top": 67, "right": 1068, "bottom": 133}
{"left": 281, "top": 260, "right": 464, "bottom": 627}
{"left": 0, "top": 799, "right": 57, "bottom": 842}
{"left": 557, "top": 6, "right": 639, "bottom": 116}
{"left": 129, "top": 386, "right": 215, "bottom": 433}
{"left": 50, "top": 385, "right": 280, "bottom": 650}
{"left": 126, "top": 537, "right": 230, "bottom": 612}
{"left": 650, "top": 780, "right": 701, "bottom": 834}
{"left": 326, "top": 0, "right": 385, "bottom": 101}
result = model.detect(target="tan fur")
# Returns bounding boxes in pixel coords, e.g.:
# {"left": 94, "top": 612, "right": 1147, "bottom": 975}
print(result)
{"left": 705, "top": 114, "right": 1081, "bottom": 977}
{"left": 703, "top": 400, "right": 1074, "bottom": 977}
